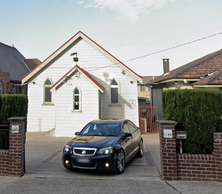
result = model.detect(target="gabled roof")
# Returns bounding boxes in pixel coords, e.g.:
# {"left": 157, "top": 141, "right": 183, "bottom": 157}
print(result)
{"left": 22, "top": 31, "right": 143, "bottom": 84}
{"left": 0, "top": 42, "right": 29, "bottom": 81}
{"left": 148, "top": 49, "right": 222, "bottom": 85}
{"left": 50, "top": 65, "right": 104, "bottom": 93}
{"left": 23, "top": 58, "right": 41, "bottom": 71}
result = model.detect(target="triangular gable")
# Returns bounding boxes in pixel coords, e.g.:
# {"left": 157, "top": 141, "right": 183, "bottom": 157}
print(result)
{"left": 22, "top": 31, "right": 142, "bottom": 84}
{"left": 50, "top": 65, "right": 104, "bottom": 93}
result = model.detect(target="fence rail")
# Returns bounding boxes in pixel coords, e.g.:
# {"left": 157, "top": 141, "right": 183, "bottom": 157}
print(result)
{"left": 0, "top": 124, "right": 9, "bottom": 149}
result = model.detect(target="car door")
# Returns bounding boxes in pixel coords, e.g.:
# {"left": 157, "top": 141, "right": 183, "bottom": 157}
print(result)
{"left": 126, "top": 120, "right": 140, "bottom": 153}
{"left": 121, "top": 122, "right": 132, "bottom": 158}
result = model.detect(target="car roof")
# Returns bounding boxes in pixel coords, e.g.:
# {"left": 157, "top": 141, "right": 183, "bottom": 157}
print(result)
{"left": 90, "top": 119, "right": 128, "bottom": 124}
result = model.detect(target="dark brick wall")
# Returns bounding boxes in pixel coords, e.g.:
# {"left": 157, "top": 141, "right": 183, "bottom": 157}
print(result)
{"left": 0, "top": 117, "right": 26, "bottom": 177}
{"left": 158, "top": 120, "right": 222, "bottom": 182}
{"left": 0, "top": 150, "right": 9, "bottom": 175}
{"left": 177, "top": 154, "right": 216, "bottom": 181}
{"left": 0, "top": 70, "right": 10, "bottom": 94}
{"left": 0, "top": 70, "right": 27, "bottom": 94}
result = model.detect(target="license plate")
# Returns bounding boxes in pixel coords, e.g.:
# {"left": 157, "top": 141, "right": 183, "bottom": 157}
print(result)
{"left": 77, "top": 158, "right": 90, "bottom": 164}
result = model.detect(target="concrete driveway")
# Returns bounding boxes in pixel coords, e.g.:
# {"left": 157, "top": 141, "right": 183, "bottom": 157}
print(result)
{"left": 24, "top": 132, "right": 161, "bottom": 180}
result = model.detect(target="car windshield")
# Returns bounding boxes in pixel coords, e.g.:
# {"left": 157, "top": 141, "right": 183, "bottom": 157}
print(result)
{"left": 79, "top": 122, "right": 121, "bottom": 136}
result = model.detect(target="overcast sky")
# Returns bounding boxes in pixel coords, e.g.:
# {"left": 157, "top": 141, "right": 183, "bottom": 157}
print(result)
{"left": 1, "top": 0, "right": 222, "bottom": 76}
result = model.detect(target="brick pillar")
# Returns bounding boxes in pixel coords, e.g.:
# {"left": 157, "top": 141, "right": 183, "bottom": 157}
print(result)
{"left": 8, "top": 117, "right": 26, "bottom": 177}
{"left": 214, "top": 133, "right": 222, "bottom": 182}
{"left": 157, "top": 120, "right": 178, "bottom": 181}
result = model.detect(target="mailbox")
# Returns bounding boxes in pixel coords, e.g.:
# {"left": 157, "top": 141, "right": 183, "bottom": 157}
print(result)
{"left": 176, "top": 131, "right": 187, "bottom": 154}
{"left": 176, "top": 131, "right": 187, "bottom": 139}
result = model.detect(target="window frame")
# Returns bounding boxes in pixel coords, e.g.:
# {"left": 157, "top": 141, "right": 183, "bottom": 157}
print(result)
{"left": 73, "top": 87, "right": 81, "bottom": 111}
{"left": 43, "top": 78, "right": 53, "bottom": 105}
{"left": 110, "top": 78, "right": 119, "bottom": 104}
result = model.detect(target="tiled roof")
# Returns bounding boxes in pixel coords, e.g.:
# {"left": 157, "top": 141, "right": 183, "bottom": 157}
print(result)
{"left": 193, "top": 69, "right": 222, "bottom": 85}
{"left": 142, "top": 76, "right": 156, "bottom": 84}
{"left": 148, "top": 48, "right": 222, "bottom": 84}
{"left": 23, "top": 58, "right": 41, "bottom": 71}
{"left": 0, "top": 42, "right": 29, "bottom": 81}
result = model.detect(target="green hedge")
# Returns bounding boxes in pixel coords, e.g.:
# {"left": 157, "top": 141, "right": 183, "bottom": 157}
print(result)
{"left": 162, "top": 89, "right": 222, "bottom": 154}
{"left": 0, "top": 94, "right": 28, "bottom": 124}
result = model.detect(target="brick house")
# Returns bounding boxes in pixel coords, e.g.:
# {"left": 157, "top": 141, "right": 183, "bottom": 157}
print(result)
{"left": 146, "top": 49, "right": 222, "bottom": 120}
{"left": 0, "top": 42, "right": 40, "bottom": 94}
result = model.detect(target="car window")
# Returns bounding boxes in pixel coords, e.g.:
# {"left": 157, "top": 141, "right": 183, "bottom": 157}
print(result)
{"left": 80, "top": 123, "right": 120, "bottom": 136}
{"left": 127, "top": 121, "right": 137, "bottom": 133}
{"left": 122, "top": 123, "right": 130, "bottom": 134}
{"left": 81, "top": 124, "right": 91, "bottom": 135}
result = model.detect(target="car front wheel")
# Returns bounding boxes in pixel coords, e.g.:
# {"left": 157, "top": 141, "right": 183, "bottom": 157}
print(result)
{"left": 116, "top": 150, "right": 125, "bottom": 174}
{"left": 137, "top": 140, "right": 144, "bottom": 157}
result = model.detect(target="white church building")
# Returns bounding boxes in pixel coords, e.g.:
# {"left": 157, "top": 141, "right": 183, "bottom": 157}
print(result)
{"left": 22, "top": 31, "right": 143, "bottom": 137}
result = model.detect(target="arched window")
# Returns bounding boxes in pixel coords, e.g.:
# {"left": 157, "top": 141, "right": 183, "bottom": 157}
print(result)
{"left": 0, "top": 81, "right": 3, "bottom": 94}
{"left": 44, "top": 78, "right": 52, "bottom": 103}
{"left": 73, "top": 87, "right": 81, "bottom": 110}
{"left": 111, "top": 78, "right": 118, "bottom": 103}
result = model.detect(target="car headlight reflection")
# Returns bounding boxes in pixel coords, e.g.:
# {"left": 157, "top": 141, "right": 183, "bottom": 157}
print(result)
{"left": 64, "top": 145, "right": 72, "bottom": 153}
{"left": 98, "top": 147, "right": 113, "bottom": 155}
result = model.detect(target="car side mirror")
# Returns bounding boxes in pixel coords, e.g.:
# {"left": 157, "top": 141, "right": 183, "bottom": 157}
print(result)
{"left": 124, "top": 132, "right": 132, "bottom": 138}
{"left": 75, "top": 132, "right": 80, "bottom": 136}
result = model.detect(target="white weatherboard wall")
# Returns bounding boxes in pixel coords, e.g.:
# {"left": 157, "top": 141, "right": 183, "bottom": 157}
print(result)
{"left": 54, "top": 74, "right": 100, "bottom": 137}
{"left": 26, "top": 37, "right": 140, "bottom": 136}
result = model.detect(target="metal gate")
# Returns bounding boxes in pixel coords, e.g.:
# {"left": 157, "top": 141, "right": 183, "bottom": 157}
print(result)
{"left": 139, "top": 106, "right": 158, "bottom": 133}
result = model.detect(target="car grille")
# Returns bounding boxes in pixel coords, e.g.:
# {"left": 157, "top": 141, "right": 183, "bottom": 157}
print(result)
{"left": 73, "top": 147, "right": 97, "bottom": 156}
{"left": 73, "top": 162, "right": 97, "bottom": 169}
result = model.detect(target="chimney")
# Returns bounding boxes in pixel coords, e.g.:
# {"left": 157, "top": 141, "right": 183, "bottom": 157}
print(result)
{"left": 163, "top": 58, "right": 169, "bottom": 74}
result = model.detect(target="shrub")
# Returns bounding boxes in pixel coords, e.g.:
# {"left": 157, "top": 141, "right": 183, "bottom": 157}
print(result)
{"left": 0, "top": 94, "right": 28, "bottom": 124}
{"left": 162, "top": 89, "right": 222, "bottom": 154}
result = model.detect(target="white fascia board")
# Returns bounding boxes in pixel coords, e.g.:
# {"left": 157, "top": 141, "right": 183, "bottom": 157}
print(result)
{"left": 22, "top": 34, "right": 82, "bottom": 84}
{"left": 158, "top": 78, "right": 200, "bottom": 84}
{"left": 192, "top": 84, "right": 221, "bottom": 88}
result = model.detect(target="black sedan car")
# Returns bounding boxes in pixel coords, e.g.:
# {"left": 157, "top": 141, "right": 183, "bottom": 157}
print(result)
{"left": 62, "top": 119, "right": 143, "bottom": 174}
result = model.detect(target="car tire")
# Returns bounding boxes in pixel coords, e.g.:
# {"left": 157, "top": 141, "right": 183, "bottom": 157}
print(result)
{"left": 137, "top": 140, "right": 144, "bottom": 158}
{"left": 116, "top": 150, "right": 125, "bottom": 174}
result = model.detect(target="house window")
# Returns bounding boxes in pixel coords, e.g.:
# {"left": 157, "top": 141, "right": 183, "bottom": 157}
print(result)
{"left": 44, "top": 79, "right": 52, "bottom": 103}
{"left": 0, "top": 81, "right": 3, "bottom": 94}
{"left": 111, "top": 79, "right": 118, "bottom": 103}
{"left": 73, "top": 88, "right": 80, "bottom": 110}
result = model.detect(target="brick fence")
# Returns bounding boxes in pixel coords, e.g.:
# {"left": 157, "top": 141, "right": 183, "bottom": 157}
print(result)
{"left": 0, "top": 117, "right": 26, "bottom": 177}
{"left": 158, "top": 120, "right": 222, "bottom": 182}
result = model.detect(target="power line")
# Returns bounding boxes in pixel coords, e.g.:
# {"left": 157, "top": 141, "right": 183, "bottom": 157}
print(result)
{"left": 87, "top": 31, "right": 222, "bottom": 72}
{"left": 122, "top": 31, "right": 222, "bottom": 63}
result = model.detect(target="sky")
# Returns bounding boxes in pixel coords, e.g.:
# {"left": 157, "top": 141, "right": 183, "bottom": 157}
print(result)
{"left": 1, "top": 0, "right": 222, "bottom": 76}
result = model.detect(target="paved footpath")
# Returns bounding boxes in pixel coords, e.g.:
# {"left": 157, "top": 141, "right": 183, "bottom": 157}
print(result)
{"left": 0, "top": 132, "right": 221, "bottom": 194}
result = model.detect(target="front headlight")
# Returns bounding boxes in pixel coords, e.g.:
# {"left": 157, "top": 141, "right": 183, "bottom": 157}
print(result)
{"left": 64, "top": 145, "right": 72, "bottom": 153}
{"left": 98, "top": 147, "right": 113, "bottom": 155}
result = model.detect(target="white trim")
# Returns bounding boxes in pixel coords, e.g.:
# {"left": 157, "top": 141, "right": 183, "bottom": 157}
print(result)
{"left": 43, "top": 78, "right": 54, "bottom": 104}
{"left": 193, "top": 85, "right": 222, "bottom": 88}
{"left": 158, "top": 78, "right": 199, "bottom": 84}
{"left": 73, "top": 87, "right": 82, "bottom": 111}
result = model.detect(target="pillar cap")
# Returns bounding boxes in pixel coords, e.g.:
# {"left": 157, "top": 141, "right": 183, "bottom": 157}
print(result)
{"left": 157, "top": 120, "right": 177, "bottom": 125}
{"left": 8, "top": 117, "right": 26, "bottom": 122}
